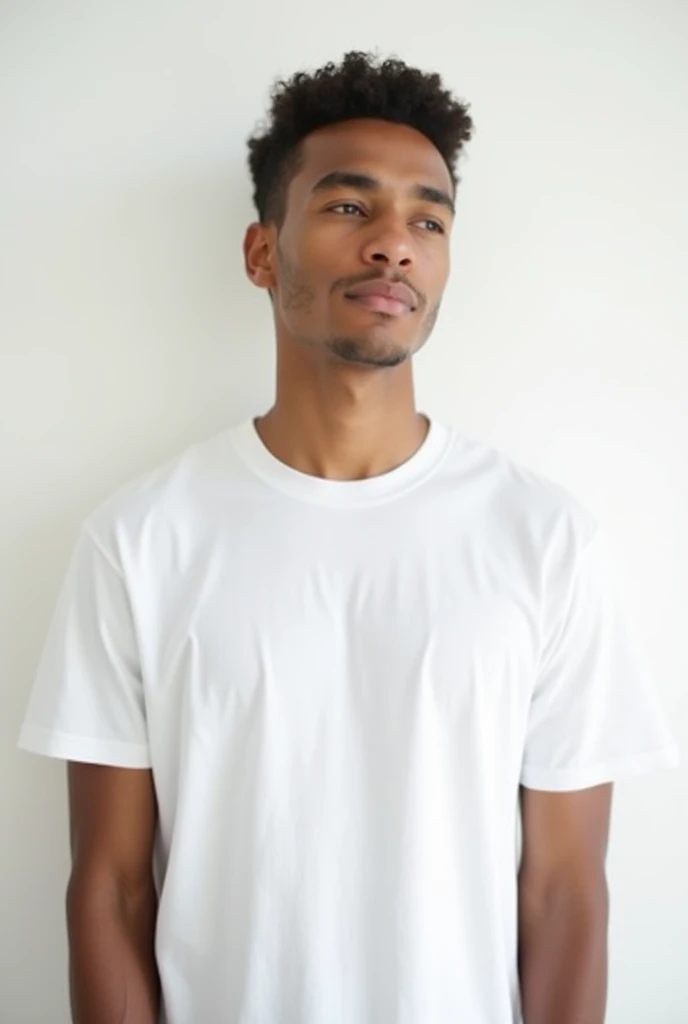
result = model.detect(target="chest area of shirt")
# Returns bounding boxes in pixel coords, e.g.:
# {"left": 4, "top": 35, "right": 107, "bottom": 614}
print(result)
{"left": 141, "top": 531, "right": 541, "bottom": 736}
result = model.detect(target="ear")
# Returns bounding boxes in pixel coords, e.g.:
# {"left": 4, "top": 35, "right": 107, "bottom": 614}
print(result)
{"left": 243, "top": 222, "right": 277, "bottom": 291}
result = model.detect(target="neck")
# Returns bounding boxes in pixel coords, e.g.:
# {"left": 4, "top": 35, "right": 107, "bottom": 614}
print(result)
{"left": 254, "top": 402, "right": 429, "bottom": 481}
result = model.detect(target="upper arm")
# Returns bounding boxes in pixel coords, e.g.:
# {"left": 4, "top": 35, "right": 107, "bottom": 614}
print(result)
{"left": 67, "top": 761, "right": 157, "bottom": 896}
{"left": 519, "top": 783, "right": 613, "bottom": 894}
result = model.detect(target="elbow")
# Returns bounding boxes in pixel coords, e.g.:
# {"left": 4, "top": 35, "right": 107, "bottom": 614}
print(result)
{"left": 518, "top": 867, "right": 609, "bottom": 929}
{"left": 66, "top": 862, "right": 157, "bottom": 940}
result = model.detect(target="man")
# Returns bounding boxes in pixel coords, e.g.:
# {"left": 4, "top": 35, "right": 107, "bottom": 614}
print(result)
{"left": 19, "top": 51, "right": 679, "bottom": 1024}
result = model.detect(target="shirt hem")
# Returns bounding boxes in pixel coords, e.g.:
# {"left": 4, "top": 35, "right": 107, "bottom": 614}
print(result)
{"left": 520, "top": 745, "right": 681, "bottom": 791}
{"left": 17, "top": 723, "right": 151, "bottom": 768}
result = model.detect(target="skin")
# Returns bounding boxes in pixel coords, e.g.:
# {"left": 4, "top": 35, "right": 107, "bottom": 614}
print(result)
{"left": 243, "top": 118, "right": 454, "bottom": 481}
{"left": 66, "top": 763, "right": 159, "bottom": 1023}
{"left": 518, "top": 784, "right": 612, "bottom": 1023}
{"left": 66, "top": 116, "right": 612, "bottom": 1024}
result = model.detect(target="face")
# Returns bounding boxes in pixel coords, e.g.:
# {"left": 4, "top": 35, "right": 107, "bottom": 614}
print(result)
{"left": 244, "top": 118, "right": 455, "bottom": 369}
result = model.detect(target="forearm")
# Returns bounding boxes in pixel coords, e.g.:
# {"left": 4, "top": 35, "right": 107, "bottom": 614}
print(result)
{"left": 66, "top": 875, "right": 159, "bottom": 1024}
{"left": 518, "top": 876, "right": 609, "bottom": 1024}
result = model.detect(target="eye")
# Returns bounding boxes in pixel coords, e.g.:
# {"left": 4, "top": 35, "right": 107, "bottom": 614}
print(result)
{"left": 329, "top": 202, "right": 366, "bottom": 217}
{"left": 417, "top": 219, "right": 445, "bottom": 234}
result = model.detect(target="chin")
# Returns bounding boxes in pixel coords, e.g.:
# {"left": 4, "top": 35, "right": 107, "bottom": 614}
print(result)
{"left": 327, "top": 334, "right": 412, "bottom": 368}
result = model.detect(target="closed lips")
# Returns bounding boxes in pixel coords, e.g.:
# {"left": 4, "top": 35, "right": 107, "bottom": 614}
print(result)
{"left": 344, "top": 280, "right": 416, "bottom": 310}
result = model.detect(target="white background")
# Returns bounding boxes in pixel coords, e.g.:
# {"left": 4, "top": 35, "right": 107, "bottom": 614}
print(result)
{"left": 2, "top": 1, "right": 686, "bottom": 1021}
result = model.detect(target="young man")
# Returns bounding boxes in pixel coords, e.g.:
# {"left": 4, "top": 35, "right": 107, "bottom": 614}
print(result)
{"left": 19, "top": 51, "right": 679, "bottom": 1024}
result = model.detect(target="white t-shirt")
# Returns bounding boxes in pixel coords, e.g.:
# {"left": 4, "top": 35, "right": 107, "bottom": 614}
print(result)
{"left": 19, "top": 413, "right": 679, "bottom": 1024}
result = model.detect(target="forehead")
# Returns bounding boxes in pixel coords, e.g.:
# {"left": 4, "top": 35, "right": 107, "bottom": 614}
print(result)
{"left": 291, "top": 118, "right": 453, "bottom": 199}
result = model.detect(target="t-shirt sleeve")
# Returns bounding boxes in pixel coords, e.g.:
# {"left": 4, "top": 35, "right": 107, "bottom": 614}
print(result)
{"left": 18, "top": 525, "right": 151, "bottom": 768}
{"left": 521, "top": 522, "right": 680, "bottom": 791}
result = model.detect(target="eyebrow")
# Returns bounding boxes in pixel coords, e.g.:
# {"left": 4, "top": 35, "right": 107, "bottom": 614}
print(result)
{"left": 311, "top": 171, "right": 456, "bottom": 216}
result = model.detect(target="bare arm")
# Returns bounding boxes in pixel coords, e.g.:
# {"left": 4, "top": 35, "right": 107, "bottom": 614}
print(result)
{"left": 66, "top": 762, "right": 159, "bottom": 1024}
{"left": 518, "top": 783, "right": 612, "bottom": 1024}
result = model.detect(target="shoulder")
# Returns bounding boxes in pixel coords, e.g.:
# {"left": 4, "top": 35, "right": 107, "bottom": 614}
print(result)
{"left": 445, "top": 425, "right": 600, "bottom": 556}
{"left": 80, "top": 425, "right": 237, "bottom": 570}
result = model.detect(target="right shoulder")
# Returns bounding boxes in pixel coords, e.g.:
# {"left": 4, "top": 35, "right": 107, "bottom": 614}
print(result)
{"left": 80, "top": 425, "right": 237, "bottom": 571}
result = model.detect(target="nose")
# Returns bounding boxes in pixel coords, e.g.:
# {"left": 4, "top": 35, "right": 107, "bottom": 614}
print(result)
{"left": 360, "top": 216, "right": 414, "bottom": 271}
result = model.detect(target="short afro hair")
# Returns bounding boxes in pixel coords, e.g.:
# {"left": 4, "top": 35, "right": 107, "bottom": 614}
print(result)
{"left": 247, "top": 50, "right": 473, "bottom": 225}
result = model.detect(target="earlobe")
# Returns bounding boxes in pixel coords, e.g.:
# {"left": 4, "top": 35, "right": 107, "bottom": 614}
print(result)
{"left": 243, "top": 222, "right": 276, "bottom": 291}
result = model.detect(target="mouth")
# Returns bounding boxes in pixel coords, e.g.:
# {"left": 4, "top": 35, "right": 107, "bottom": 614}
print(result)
{"left": 344, "top": 293, "right": 412, "bottom": 317}
{"left": 343, "top": 279, "right": 417, "bottom": 317}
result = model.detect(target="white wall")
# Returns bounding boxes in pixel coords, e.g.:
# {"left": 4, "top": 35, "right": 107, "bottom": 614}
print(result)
{"left": 2, "top": 1, "right": 686, "bottom": 1020}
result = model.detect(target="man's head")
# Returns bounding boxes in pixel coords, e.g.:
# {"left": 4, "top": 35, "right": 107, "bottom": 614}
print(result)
{"left": 243, "top": 51, "right": 473, "bottom": 369}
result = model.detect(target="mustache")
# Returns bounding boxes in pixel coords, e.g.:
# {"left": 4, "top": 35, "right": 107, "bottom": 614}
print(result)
{"left": 334, "top": 271, "right": 425, "bottom": 310}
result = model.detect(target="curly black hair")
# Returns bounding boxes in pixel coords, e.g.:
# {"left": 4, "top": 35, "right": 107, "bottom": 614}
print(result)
{"left": 247, "top": 51, "right": 473, "bottom": 225}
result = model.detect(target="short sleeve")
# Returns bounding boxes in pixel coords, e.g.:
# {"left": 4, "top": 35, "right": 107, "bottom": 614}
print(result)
{"left": 18, "top": 525, "right": 151, "bottom": 768}
{"left": 521, "top": 523, "right": 680, "bottom": 791}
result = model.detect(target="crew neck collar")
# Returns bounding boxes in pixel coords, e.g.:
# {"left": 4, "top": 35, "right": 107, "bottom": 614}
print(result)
{"left": 228, "top": 413, "right": 454, "bottom": 508}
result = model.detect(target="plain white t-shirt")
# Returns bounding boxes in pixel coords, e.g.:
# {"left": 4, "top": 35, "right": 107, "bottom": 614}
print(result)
{"left": 19, "top": 413, "right": 680, "bottom": 1024}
